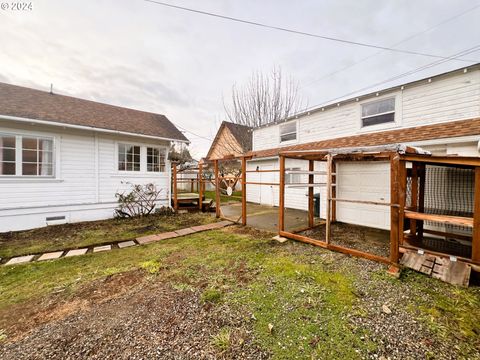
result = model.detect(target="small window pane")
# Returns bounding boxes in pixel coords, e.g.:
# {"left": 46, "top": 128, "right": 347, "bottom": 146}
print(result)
{"left": 1, "top": 136, "right": 16, "bottom": 148}
{"left": 362, "top": 113, "right": 395, "bottom": 127}
{"left": 22, "top": 137, "right": 37, "bottom": 150}
{"left": 22, "top": 163, "right": 37, "bottom": 175}
{"left": 23, "top": 149, "right": 37, "bottom": 163}
{"left": 1, "top": 162, "right": 15, "bottom": 175}
{"left": 280, "top": 122, "right": 297, "bottom": 143}
{"left": 2, "top": 148, "right": 15, "bottom": 162}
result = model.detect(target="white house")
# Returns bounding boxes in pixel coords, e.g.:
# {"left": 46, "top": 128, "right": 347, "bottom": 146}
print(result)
{"left": 0, "top": 83, "right": 188, "bottom": 232}
{"left": 246, "top": 64, "right": 480, "bottom": 230}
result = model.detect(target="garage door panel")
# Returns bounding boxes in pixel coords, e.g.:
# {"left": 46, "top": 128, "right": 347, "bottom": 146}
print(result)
{"left": 336, "top": 161, "right": 390, "bottom": 230}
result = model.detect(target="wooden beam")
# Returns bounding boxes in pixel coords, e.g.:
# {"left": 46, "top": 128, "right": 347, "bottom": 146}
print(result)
{"left": 242, "top": 157, "right": 247, "bottom": 226}
{"left": 214, "top": 160, "right": 220, "bottom": 218}
{"left": 409, "top": 162, "right": 418, "bottom": 237}
{"left": 279, "top": 155, "right": 285, "bottom": 233}
{"left": 198, "top": 162, "right": 203, "bottom": 211}
{"left": 472, "top": 167, "right": 480, "bottom": 262}
{"left": 331, "top": 160, "right": 337, "bottom": 222}
{"left": 243, "top": 182, "right": 279, "bottom": 186}
{"left": 308, "top": 160, "right": 314, "bottom": 228}
{"left": 390, "top": 154, "right": 400, "bottom": 264}
{"left": 418, "top": 163, "right": 426, "bottom": 239}
{"left": 398, "top": 160, "right": 407, "bottom": 248}
{"left": 173, "top": 163, "right": 178, "bottom": 212}
{"left": 404, "top": 210, "right": 474, "bottom": 227}
{"left": 326, "top": 154, "right": 332, "bottom": 244}
{"left": 279, "top": 231, "right": 391, "bottom": 265}
{"left": 330, "top": 198, "right": 398, "bottom": 207}
{"left": 401, "top": 154, "right": 480, "bottom": 167}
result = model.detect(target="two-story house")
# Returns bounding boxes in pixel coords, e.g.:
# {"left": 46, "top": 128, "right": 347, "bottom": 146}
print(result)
{"left": 245, "top": 64, "right": 480, "bottom": 231}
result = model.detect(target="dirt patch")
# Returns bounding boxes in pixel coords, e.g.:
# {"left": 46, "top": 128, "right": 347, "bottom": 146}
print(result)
{"left": 0, "top": 279, "right": 268, "bottom": 360}
{"left": 299, "top": 222, "right": 391, "bottom": 258}
{"left": 0, "top": 270, "right": 145, "bottom": 342}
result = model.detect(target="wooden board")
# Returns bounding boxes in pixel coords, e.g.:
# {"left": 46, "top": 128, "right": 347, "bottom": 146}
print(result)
{"left": 400, "top": 251, "right": 471, "bottom": 286}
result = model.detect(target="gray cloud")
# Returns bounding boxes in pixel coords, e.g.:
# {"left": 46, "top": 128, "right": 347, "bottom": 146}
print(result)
{"left": 1, "top": 0, "right": 479, "bottom": 157}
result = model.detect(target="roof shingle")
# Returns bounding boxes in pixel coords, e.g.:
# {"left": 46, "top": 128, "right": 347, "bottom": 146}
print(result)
{"left": 0, "top": 82, "right": 188, "bottom": 142}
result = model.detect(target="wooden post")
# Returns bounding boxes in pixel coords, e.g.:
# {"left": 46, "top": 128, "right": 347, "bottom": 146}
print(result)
{"left": 198, "top": 162, "right": 203, "bottom": 211}
{"left": 214, "top": 160, "right": 220, "bottom": 218}
{"left": 472, "top": 167, "right": 480, "bottom": 262}
{"left": 390, "top": 154, "right": 400, "bottom": 264}
{"left": 279, "top": 155, "right": 285, "bottom": 233}
{"left": 398, "top": 160, "right": 407, "bottom": 248}
{"left": 409, "top": 163, "right": 418, "bottom": 238}
{"left": 242, "top": 157, "right": 247, "bottom": 226}
{"left": 331, "top": 160, "right": 337, "bottom": 222}
{"left": 418, "top": 163, "right": 426, "bottom": 240}
{"left": 308, "top": 160, "right": 314, "bottom": 228}
{"left": 173, "top": 163, "right": 178, "bottom": 212}
{"left": 326, "top": 154, "right": 332, "bottom": 244}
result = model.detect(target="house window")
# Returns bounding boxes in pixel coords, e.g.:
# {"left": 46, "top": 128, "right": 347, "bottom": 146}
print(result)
{"left": 22, "top": 137, "right": 54, "bottom": 176}
{"left": 361, "top": 97, "right": 395, "bottom": 127}
{"left": 118, "top": 144, "right": 141, "bottom": 171}
{"left": 0, "top": 134, "right": 54, "bottom": 177}
{"left": 0, "top": 136, "right": 16, "bottom": 175}
{"left": 280, "top": 122, "right": 297, "bottom": 143}
{"left": 147, "top": 147, "right": 165, "bottom": 172}
{"left": 285, "top": 167, "right": 302, "bottom": 184}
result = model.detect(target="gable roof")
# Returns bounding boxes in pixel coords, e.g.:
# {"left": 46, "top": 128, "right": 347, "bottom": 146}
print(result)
{"left": 247, "top": 117, "right": 480, "bottom": 159}
{"left": 0, "top": 82, "right": 188, "bottom": 142}
{"left": 206, "top": 121, "right": 252, "bottom": 160}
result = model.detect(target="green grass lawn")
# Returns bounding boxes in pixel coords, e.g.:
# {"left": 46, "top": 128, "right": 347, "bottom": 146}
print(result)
{"left": 204, "top": 190, "right": 242, "bottom": 203}
{"left": 0, "top": 212, "right": 216, "bottom": 259}
{"left": 1, "top": 222, "right": 479, "bottom": 358}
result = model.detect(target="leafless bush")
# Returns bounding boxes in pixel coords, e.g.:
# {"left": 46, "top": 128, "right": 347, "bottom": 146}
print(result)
{"left": 115, "top": 182, "right": 163, "bottom": 218}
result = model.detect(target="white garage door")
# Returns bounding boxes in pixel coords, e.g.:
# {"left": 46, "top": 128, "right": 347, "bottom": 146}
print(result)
{"left": 336, "top": 161, "right": 390, "bottom": 230}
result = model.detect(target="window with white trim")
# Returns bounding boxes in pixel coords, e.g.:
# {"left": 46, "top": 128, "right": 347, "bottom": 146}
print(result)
{"left": 147, "top": 147, "right": 166, "bottom": 172}
{"left": 0, "top": 134, "right": 54, "bottom": 176}
{"left": 361, "top": 97, "right": 395, "bottom": 128}
{"left": 118, "top": 143, "right": 141, "bottom": 171}
{"left": 279, "top": 122, "right": 297, "bottom": 143}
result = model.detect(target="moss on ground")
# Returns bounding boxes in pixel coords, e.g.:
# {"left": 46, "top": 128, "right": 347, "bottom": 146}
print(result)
{"left": 0, "top": 224, "right": 479, "bottom": 358}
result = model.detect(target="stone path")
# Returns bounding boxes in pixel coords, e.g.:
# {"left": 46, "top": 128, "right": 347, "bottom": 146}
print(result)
{"left": 2, "top": 220, "right": 233, "bottom": 266}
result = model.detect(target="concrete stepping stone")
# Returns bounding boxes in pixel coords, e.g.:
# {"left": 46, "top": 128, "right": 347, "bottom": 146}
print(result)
{"left": 93, "top": 245, "right": 111, "bottom": 253}
{"left": 5, "top": 255, "right": 35, "bottom": 265}
{"left": 38, "top": 251, "right": 64, "bottom": 261}
{"left": 190, "top": 224, "right": 212, "bottom": 232}
{"left": 65, "top": 248, "right": 88, "bottom": 257}
{"left": 118, "top": 240, "right": 136, "bottom": 249}
{"left": 175, "top": 227, "right": 196, "bottom": 236}
{"left": 136, "top": 234, "right": 161, "bottom": 244}
{"left": 156, "top": 232, "right": 179, "bottom": 240}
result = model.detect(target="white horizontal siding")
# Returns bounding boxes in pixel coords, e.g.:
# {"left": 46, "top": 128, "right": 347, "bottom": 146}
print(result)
{"left": 252, "top": 68, "right": 480, "bottom": 152}
{"left": 0, "top": 122, "right": 171, "bottom": 232}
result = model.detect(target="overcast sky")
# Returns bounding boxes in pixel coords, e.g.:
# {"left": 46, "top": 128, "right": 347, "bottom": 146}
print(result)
{"left": 1, "top": 0, "right": 479, "bottom": 157}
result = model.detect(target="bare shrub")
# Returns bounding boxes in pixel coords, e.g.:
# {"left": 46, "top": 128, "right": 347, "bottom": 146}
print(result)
{"left": 115, "top": 182, "right": 163, "bottom": 218}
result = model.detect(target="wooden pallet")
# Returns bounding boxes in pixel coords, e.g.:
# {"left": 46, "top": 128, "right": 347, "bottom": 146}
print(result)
{"left": 400, "top": 251, "right": 471, "bottom": 287}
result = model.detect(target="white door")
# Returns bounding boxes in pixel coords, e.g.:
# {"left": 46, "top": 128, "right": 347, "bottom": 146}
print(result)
{"left": 260, "top": 165, "right": 274, "bottom": 206}
{"left": 336, "top": 161, "right": 390, "bottom": 230}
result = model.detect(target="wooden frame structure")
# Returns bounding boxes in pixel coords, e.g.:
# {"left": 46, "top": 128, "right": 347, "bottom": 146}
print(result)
{"left": 276, "top": 146, "right": 480, "bottom": 267}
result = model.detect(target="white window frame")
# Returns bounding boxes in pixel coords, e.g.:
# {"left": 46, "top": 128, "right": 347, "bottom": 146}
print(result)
{"left": 146, "top": 146, "right": 167, "bottom": 173}
{"left": 115, "top": 141, "right": 168, "bottom": 175}
{"left": 285, "top": 167, "right": 302, "bottom": 184}
{"left": 279, "top": 120, "right": 298, "bottom": 144}
{"left": 0, "top": 132, "right": 56, "bottom": 178}
{"left": 358, "top": 94, "right": 402, "bottom": 133}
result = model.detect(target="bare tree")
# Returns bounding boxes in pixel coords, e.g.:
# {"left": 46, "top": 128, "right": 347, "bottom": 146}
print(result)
{"left": 224, "top": 67, "right": 305, "bottom": 128}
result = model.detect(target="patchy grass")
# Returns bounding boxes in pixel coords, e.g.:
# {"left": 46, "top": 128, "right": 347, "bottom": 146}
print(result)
{"left": 0, "top": 212, "right": 216, "bottom": 258}
{"left": 204, "top": 190, "right": 242, "bottom": 204}
{"left": 0, "top": 225, "right": 479, "bottom": 359}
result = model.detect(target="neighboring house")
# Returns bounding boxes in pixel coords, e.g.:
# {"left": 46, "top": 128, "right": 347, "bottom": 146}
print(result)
{"left": 0, "top": 83, "right": 188, "bottom": 232}
{"left": 246, "top": 64, "right": 480, "bottom": 230}
{"left": 206, "top": 121, "right": 252, "bottom": 161}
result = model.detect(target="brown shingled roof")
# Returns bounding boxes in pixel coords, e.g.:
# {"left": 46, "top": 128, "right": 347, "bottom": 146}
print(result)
{"left": 0, "top": 82, "right": 188, "bottom": 142}
{"left": 247, "top": 117, "right": 480, "bottom": 158}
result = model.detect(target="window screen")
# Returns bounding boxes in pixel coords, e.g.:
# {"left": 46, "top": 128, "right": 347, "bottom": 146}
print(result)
{"left": 361, "top": 97, "right": 395, "bottom": 127}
